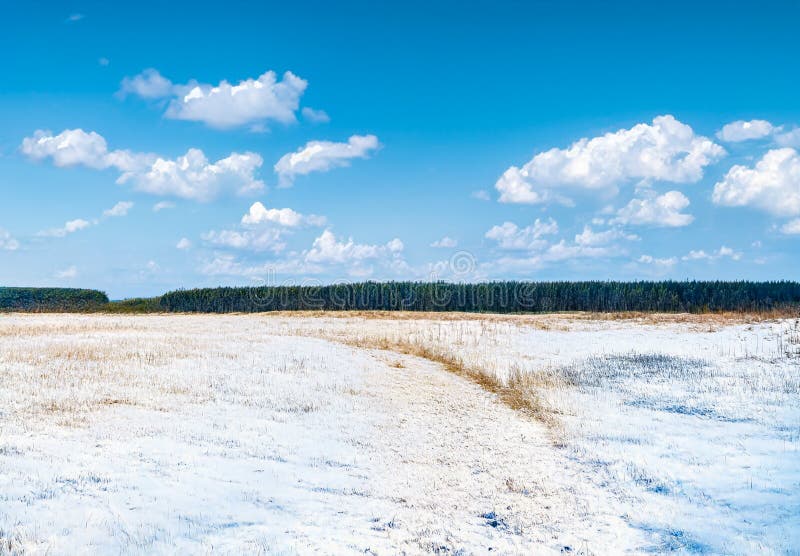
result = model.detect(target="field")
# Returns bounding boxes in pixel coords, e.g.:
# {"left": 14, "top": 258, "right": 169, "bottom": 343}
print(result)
{"left": 0, "top": 313, "right": 798, "bottom": 554}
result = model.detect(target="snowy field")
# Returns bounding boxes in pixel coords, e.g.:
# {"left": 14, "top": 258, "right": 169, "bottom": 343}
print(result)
{"left": 0, "top": 313, "right": 798, "bottom": 554}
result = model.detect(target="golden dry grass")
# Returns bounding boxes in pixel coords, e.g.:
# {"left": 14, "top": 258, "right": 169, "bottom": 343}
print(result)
{"left": 328, "top": 334, "right": 567, "bottom": 434}
{"left": 257, "top": 309, "right": 799, "bottom": 332}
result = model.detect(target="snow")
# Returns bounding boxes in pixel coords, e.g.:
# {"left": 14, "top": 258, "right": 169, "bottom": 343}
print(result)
{"left": 270, "top": 313, "right": 800, "bottom": 554}
{"left": 1, "top": 313, "right": 798, "bottom": 554}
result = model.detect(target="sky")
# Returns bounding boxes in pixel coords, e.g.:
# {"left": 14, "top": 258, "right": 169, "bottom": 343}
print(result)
{"left": 1, "top": 0, "right": 798, "bottom": 299}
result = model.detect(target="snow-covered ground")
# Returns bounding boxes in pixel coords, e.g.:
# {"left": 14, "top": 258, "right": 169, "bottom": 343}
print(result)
{"left": 1, "top": 313, "right": 798, "bottom": 554}
{"left": 272, "top": 313, "right": 800, "bottom": 554}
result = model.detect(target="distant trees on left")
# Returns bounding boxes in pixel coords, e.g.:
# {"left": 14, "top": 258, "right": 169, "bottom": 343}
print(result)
{"left": 0, "top": 287, "right": 109, "bottom": 312}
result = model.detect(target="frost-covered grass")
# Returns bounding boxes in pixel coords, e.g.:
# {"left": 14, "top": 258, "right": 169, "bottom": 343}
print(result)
{"left": 273, "top": 313, "right": 800, "bottom": 554}
{"left": 0, "top": 314, "right": 645, "bottom": 555}
{"left": 1, "top": 313, "right": 798, "bottom": 554}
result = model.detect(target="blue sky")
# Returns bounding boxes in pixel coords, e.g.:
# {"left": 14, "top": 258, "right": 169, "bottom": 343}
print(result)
{"left": 1, "top": 0, "right": 798, "bottom": 298}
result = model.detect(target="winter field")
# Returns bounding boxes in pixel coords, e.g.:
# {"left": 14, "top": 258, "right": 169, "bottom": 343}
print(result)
{"left": 0, "top": 313, "right": 798, "bottom": 555}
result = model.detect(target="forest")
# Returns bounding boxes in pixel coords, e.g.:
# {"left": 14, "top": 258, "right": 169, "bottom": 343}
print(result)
{"left": 157, "top": 281, "right": 800, "bottom": 314}
{"left": 2, "top": 282, "right": 799, "bottom": 314}
{"left": 0, "top": 287, "right": 109, "bottom": 312}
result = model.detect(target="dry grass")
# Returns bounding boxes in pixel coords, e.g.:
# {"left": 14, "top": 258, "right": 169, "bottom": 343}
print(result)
{"left": 260, "top": 309, "right": 800, "bottom": 334}
{"left": 0, "top": 317, "right": 217, "bottom": 427}
{"left": 335, "top": 335, "right": 567, "bottom": 433}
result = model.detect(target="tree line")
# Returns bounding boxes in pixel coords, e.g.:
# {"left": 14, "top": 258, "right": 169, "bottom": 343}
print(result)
{"left": 0, "top": 287, "right": 109, "bottom": 312}
{"left": 157, "top": 281, "right": 800, "bottom": 314}
{"left": 3, "top": 282, "right": 799, "bottom": 314}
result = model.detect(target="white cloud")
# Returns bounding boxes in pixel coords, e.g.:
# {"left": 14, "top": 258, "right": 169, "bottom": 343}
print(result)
{"left": 544, "top": 240, "right": 616, "bottom": 262}
{"left": 37, "top": 201, "right": 137, "bottom": 240}
{"left": 201, "top": 230, "right": 408, "bottom": 279}
{"left": 38, "top": 218, "right": 91, "bottom": 238}
{"left": 483, "top": 220, "right": 635, "bottom": 274}
{"left": 781, "top": 218, "right": 800, "bottom": 235}
{"left": 305, "top": 230, "right": 402, "bottom": 264}
{"left": 430, "top": 236, "right": 458, "bottom": 248}
{"left": 485, "top": 218, "right": 559, "bottom": 251}
{"left": 241, "top": 202, "right": 325, "bottom": 227}
{"left": 65, "top": 13, "right": 84, "bottom": 23}
{"left": 775, "top": 128, "right": 800, "bottom": 147}
{"left": 712, "top": 148, "right": 800, "bottom": 217}
{"left": 120, "top": 68, "right": 174, "bottom": 99}
{"left": 176, "top": 238, "right": 192, "bottom": 250}
{"left": 121, "top": 69, "right": 308, "bottom": 129}
{"left": 484, "top": 240, "right": 619, "bottom": 274}
{"left": 471, "top": 190, "right": 491, "bottom": 201}
{"left": 153, "top": 201, "right": 175, "bottom": 212}
{"left": 274, "top": 135, "right": 379, "bottom": 186}
{"left": 0, "top": 229, "right": 19, "bottom": 251}
{"left": 55, "top": 266, "right": 78, "bottom": 279}
{"left": 103, "top": 201, "right": 133, "bottom": 217}
{"left": 203, "top": 203, "right": 325, "bottom": 253}
{"left": 302, "top": 107, "right": 330, "bottom": 124}
{"left": 682, "top": 246, "right": 742, "bottom": 261}
{"left": 21, "top": 129, "right": 130, "bottom": 169}
{"left": 613, "top": 191, "right": 694, "bottom": 227}
{"left": 98, "top": 57, "right": 110, "bottom": 67}
{"left": 637, "top": 255, "right": 678, "bottom": 268}
{"left": 21, "top": 129, "right": 264, "bottom": 201}
{"left": 716, "top": 119, "right": 775, "bottom": 142}
{"left": 119, "top": 149, "right": 264, "bottom": 201}
{"left": 202, "top": 228, "right": 287, "bottom": 253}
{"left": 495, "top": 115, "right": 724, "bottom": 204}
{"left": 575, "top": 226, "right": 638, "bottom": 246}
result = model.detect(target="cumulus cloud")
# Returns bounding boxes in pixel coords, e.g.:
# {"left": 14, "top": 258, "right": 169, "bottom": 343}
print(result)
{"left": 430, "top": 236, "right": 458, "bottom": 248}
{"left": 241, "top": 202, "right": 325, "bottom": 227}
{"left": 781, "top": 219, "right": 800, "bottom": 235}
{"left": 39, "top": 218, "right": 91, "bottom": 238}
{"left": 305, "top": 230, "right": 403, "bottom": 264}
{"left": 637, "top": 255, "right": 678, "bottom": 268}
{"left": 201, "top": 229, "right": 408, "bottom": 280}
{"left": 495, "top": 115, "right": 724, "bottom": 204}
{"left": 716, "top": 119, "right": 775, "bottom": 142}
{"left": 575, "top": 226, "right": 638, "bottom": 246}
{"left": 682, "top": 246, "right": 742, "bottom": 261}
{"left": 202, "top": 228, "right": 288, "bottom": 253}
{"left": 775, "top": 128, "right": 800, "bottom": 147}
{"left": 119, "top": 149, "right": 264, "bottom": 201}
{"left": 103, "top": 201, "right": 133, "bottom": 217}
{"left": 485, "top": 218, "right": 559, "bottom": 250}
{"left": 21, "top": 129, "right": 131, "bottom": 169}
{"left": 712, "top": 148, "right": 800, "bottom": 218}
{"left": 21, "top": 129, "right": 264, "bottom": 201}
{"left": 544, "top": 240, "right": 617, "bottom": 262}
{"left": 302, "top": 107, "right": 330, "bottom": 124}
{"left": 274, "top": 135, "right": 379, "bottom": 186}
{"left": 176, "top": 238, "right": 192, "bottom": 250}
{"left": 613, "top": 191, "right": 694, "bottom": 227}
{"left": 484, "top": 240, "right": 620, "bottom": 274}
{"left": 203, "top": 203, "right": 325, "bottom": 253}
{"left": 120, "top": 68, "right": 174, "bottom": 99}
{"left": 121, "top": 69, "right": 308, "bottom": 129}
{"left": 0, "top": 229, "right": 19, "bottom": 251}
{"left": 483, "top": 220, "right": 637, "bottom": 274}
{"left": 38, "top": 201, "right": 138, "bottom": 240}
